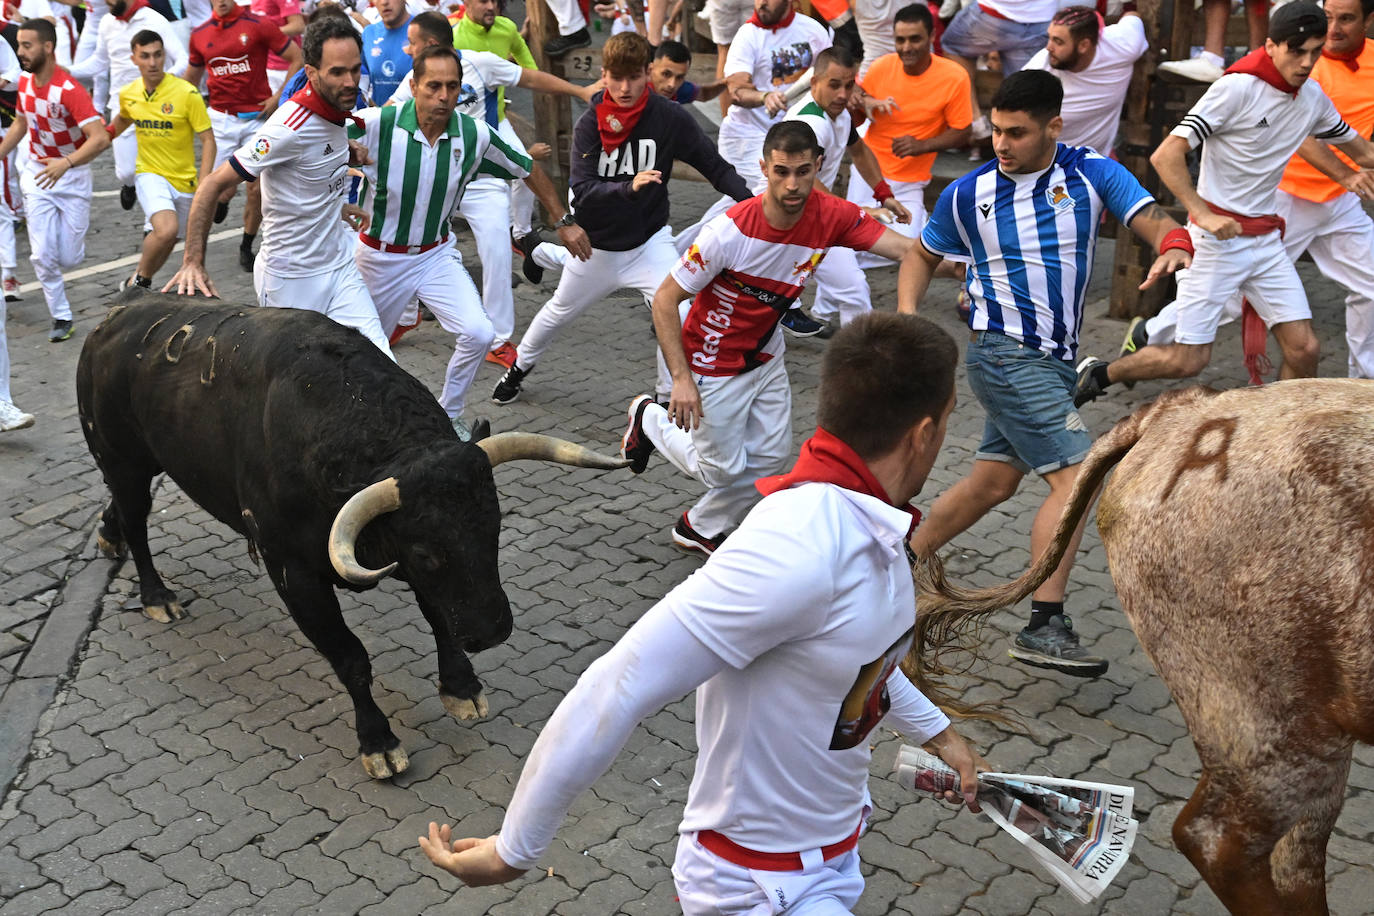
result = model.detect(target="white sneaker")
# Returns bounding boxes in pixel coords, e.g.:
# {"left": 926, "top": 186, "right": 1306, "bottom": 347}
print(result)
{"left": 0, "top": 400, "right": 35, "bottom": 432}
{"left": 1157, "top": 56, "right": 1225, "bottom": 83}
{"left": 969, "top": 114, "right": 992, "bottom": 141}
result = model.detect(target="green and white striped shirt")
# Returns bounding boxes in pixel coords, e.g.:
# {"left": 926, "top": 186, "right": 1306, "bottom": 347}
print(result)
{"left": 348, "top": 100, "right": 533, "bottom": 249}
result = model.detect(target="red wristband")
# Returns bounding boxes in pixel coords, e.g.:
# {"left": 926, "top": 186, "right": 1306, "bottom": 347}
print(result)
{"left": 873, "top": 180, "right": 894, "bottom": 203}
{"left": 1159, "top": 227, "right": 1194, "bottom": 256}
{"left": 105, "top": 123, "right": 116, "bottom": 139}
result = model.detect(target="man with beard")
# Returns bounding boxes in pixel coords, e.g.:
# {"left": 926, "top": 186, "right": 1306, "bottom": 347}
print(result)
{"left": 1023, "top": 5, "right": 1147, "bottom": 156}
{"left": 67, "top": 0, "right": 184, "bottom": 214}
{"left": 349, "top": 45, "right": 589, "bottom": 440}
{"left": 166, "top": 15, "right": 391, "bottom": 355}
{"left": 622, "top": 120, "right": 922, "bottom": 554}
{"left": 489, "top": 33, "right": 750, "bottom": 407}
{"left": 0, "top": 18, "right": 110, "bottom": 342}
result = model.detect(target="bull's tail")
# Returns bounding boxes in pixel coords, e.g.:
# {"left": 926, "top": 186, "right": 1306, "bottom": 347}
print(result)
{"left": 902, "top": 386, "right": 1218, "bottom": 719}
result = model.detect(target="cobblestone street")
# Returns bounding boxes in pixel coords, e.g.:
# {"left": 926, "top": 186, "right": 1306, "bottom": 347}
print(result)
{"left": 2, "top": 152, "right": 1372, "bottom": 915}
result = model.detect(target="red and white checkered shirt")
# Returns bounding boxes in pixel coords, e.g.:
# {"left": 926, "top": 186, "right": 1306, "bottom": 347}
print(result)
{"left": 18, "top": 66, "right": 101, "bottom": 164}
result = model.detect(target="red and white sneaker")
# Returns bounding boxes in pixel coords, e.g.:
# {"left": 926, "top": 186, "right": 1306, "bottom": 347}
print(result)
{"left": 2, "top": 275, "right": 19, "bottom": 302}
{"left": 672, "top": 513, "right": 723, "bottom": 555}
{"left": 620, "top": 395, "right": 656, "bottom": 474}
{"left": 389, "top": 313, "right": 421, "bottom": 346}
{"left": 485, "top": 341, "right": 517, "bottom": 368}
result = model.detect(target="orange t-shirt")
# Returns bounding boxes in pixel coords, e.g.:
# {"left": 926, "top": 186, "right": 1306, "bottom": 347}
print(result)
{"left": 859, "top": 53, "right": 972, "bottom": 184}
{"left": 1279, "top": 40, "right": 1374, "bottom": 203}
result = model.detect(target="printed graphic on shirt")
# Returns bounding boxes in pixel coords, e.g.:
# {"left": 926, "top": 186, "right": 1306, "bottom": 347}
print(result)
{"left": 830, "top": 629, "right": 912, "bottom": 751}
{"left": 770, "top": 43, "right": 814, "bottom": 86}
{"left": 598, "top": 138, "right": 656, "bottom": 176}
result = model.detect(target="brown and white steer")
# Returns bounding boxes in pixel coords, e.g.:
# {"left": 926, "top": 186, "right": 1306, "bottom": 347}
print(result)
{"left": 910, "top": 379, "right": 1374, "bottom": 915}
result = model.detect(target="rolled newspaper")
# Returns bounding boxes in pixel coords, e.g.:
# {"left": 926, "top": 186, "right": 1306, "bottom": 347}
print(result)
{"left": 893, "top": 745, "right": 1138, "bottom": 904}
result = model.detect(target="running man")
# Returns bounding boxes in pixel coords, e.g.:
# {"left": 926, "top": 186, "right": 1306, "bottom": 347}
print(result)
{"left": 623, "top": 120, "right": 923, "bottom": 553}
{"left": 350, "top": 44, "right": 589, "bottom": 440}
{"left": 110, "top": 28, "right": 214, "bottom": 289}
{"left": 899, "top": 70, "right": 1191, "bottom": 676}
{"left": 1074, "top": 1, "right": 1374, "bottom": 402}
{"left": 0, "top": 18, "right": 110, "bottom": 342}
{"left": 420, "top": 312, "right": 987, "bottom": 916}
{"left": 166, "top": 14, "right": 391, "bottom": 355}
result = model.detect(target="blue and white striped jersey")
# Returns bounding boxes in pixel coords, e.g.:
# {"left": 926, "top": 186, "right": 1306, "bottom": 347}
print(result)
{"left": 921, "top": 144, "right": 1152, "bottom": 361}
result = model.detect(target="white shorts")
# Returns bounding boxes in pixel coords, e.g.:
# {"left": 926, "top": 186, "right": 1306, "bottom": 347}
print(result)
{"left": 673, "top": 832, "right": 864, "bottom": 915}
{"left": 135, "top": 172, "right": 193, "bottom": 234}
{"left": 1173, "top": 227, "right": 1310, "bottom": 346}
{"left": 267, "top": 68, "right": 287, "bottom": 95}
{"left": 209, "top": 107, "right": 263, "bottom": 171}
{"left": 707, "top": 0, "right": 754, "bottom": 44}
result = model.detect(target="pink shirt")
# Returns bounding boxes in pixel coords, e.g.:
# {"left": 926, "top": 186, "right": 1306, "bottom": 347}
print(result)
{"left": 250, "top": 0, "right": 301, "bottom": 71}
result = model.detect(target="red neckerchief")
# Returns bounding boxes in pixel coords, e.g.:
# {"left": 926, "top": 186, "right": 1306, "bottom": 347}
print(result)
{"left": 1323, "top": 39, "right": 1365, "bottom": 72}
{"left": 756, "top": 427, "right": 923, "bottom": 536}
{"left": 1225, "top": 47, "right": 1300, "bottom": 98}
{"left": 115, "top": 0, "right": 149, "bottom": 23}
{"left": 290, "top": 83, "right": 360, "bottom": 128}
{"left": 747, "top": 6, "right": 796, "bottom": 30}
{"left": 212, "top": 3, "right": 243, "bottom": 25}
{"left": 596, "top": 85, "right": 649, "bottom": 154}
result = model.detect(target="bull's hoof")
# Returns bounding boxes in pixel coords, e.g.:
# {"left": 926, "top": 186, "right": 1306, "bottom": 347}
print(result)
{"left": 142, "top": 600, "right": 186, "bottom": 623}
{"left": 96, "top": 532, "right": 127, "bottom": 559}
{"left": 442, "top": 691, "right": 489, "bottom": 721}
{"left": 360, "top": 745, "right": 409, "bottom": 779}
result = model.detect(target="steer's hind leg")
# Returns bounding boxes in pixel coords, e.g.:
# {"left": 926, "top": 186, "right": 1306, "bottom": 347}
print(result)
{"left": 266, "top": 559, "right": 407, "bottom": 779}
{"left": 1269, "top": 742, "right": 1353, "bottom": 914}
{"left": 96, "top": 500, "right": 127, "bottom": 558}
{"left": 103, "top": 470, "right": 184, "bottom": 622}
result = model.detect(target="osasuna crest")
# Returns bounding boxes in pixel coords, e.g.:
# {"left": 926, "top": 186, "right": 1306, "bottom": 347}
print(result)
{"left": 239, "top": 33, "right": 249, "bottom": 45}
{"left": 1046, "top": 184, "right": 1075, "bottom": 212}
{"left": 605, "top": 113, "right": 623, "bottom": 133}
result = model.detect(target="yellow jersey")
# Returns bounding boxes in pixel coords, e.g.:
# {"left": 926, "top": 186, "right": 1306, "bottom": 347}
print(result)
{"left": 117, "top": 74, "right": 211, "bottom": 193}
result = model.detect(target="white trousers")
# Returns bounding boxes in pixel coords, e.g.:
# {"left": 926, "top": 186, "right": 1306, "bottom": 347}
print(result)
{"left": 641, "top": 353, "right": 792, "bottom": 539}
{"left": 674, "top": 133, "right": 765, "bottom": 255}
{"left": 0, "top": 148, "right": 21, "bottom": 273}
{"left": 1146, "top": 190, "right": 1374, "bottom": 375}
{"left": 497, "top": 120, "right": 537, "bottom": 239}
{"left": 112, "top": 126, "right": 138, "bottom": 187}
{"left": 456, "top": 175, "right": 515, "bottom": 345}
{"left": 254, "top": 257, "right": 394, "bottom": 358}
{"left": 673, "top": 833, "right": 864, "bottom": 915}
{"left": 516, "top": 226, "right": 678, "bottom": 371}
{"left": 844, "top": 168, "right": 927, "bottom": 268}
{"left": 809, "top": 245, "right": 871, "bottom": 326}
{"left": 23, "top": 165, "right": 92, "bottom": 321}
{"left": 545, "top": 0, "right": 587, "bottom": 33}
{"left": 0, "top": 295, "right": 11, "bottom": 404}
{"left": 355, "top": 242, "right": 494, "bottom": 417}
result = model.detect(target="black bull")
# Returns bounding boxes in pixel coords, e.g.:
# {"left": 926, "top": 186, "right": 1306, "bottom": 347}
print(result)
{"left": 77, "top": 294, "right": 626, "bottom": 778}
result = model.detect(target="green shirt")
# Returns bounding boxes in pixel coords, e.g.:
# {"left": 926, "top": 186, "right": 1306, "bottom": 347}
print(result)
{"left": 453, "top": 15, "right": 537, "bottom": 122}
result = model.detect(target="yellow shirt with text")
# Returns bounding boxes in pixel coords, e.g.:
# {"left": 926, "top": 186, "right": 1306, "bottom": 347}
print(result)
{"left": 118, "top": 74, "right": 211, "bottom": 193}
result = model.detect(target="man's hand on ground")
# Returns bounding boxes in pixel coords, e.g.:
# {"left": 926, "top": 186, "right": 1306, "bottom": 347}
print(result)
{"left": 418, "top": 823, "right": 526, "bottom": 887}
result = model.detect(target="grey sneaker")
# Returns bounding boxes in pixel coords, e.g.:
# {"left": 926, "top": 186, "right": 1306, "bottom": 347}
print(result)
{"left": 1072, "top": 356, "right": 1109, "bottom": 408}
{"left": 1009, "top": 614, "right": 1108, "bottom": 678}
{"left": 49, "top": 319, "right": 73, "bottom": 342}
{"left": 451, "top": 415, "right": 474, "bottom": 442}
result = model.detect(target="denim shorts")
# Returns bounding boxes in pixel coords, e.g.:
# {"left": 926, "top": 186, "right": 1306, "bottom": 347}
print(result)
{"left": 940, "top": 3, "right": 1050, "bottom": 73}
{"left": 966, "top": 331, "right": 1092, "bottom": 476}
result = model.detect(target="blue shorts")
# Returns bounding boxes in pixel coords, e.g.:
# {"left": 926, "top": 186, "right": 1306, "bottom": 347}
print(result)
{"left": 966, "top": 331, "right": 1092, "bottom": 476}
{"left": 940, "top": 3, "right": 1049, "bottom": 73}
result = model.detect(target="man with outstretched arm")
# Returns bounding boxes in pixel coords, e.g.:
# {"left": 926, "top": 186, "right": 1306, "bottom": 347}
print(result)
{"left": 420, "top": 311, "right": 988, "bottom": 916}
{"left": 898, "top": 70, "right": 1191, "bottom": 678}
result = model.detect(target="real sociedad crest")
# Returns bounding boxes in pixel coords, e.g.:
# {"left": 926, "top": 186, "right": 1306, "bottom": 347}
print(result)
{"left": 1046, "top": 184, "right": 1075, "bottom": 212}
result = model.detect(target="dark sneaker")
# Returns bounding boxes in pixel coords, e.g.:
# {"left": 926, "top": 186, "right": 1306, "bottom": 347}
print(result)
{"left": 1118, "top": 317, "right": 1148, "bottom": 389}
{"left": 491, "top": 364, "right": 527, "bottom": 405}
{"left": 119, "top": 185, "right": 137, "bottom": 210}
{"left": 1008, "top": 614, "right": 1108, "bottom": 678}
{"left": 672, "top": 513, "right": 723, "bottom": 555}
{"left": 213, "top": 199, "right": 230, "bottom": 224}
{"left": 780, "top": 308, "right": 825, "bottom": 337}
{"left": 544, "top": 27, "right": 591, "bottom": 57}
{"left": 513, "top": 231, "right": 544, "bottom": 284}
{"left": 239, "top": 244, "right": 255, "bottom": 272}
{"left": 620, "top": 395, "right": 656, "bottom": 474}
{"left": 1072, "top": 356, "right": 1109, "bottom": 408}
{"left": 49, "top": 319, "right": 73, "bottom": 342}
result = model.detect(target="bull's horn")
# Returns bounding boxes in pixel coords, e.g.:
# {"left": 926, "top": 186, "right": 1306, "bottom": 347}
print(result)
{"left": 477, "top": 432, "right": 631, "bottom": 470}
{"left": 328, "top": 478, "right": 401, "bottom": 585}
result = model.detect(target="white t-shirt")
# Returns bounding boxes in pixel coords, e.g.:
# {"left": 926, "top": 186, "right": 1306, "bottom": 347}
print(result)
{"left": 785, "top": 94, "right": 853, "bottom": 188}
{"left": 853, "top": 0, "right": 899, "bottom": 76}
{"left": 1024, "top": 15, "right": 1147, "bottom": 155}
{"left": 670, "top": 484, "right": 949, "bottom": 850}
{"left": 385, "top": 49, "right": 522, "bottom": 128}
{"left": 1172, "top": 69, "right": 1355, "bottom": 216}
{"left": 69, "top": 5, "right": 187, "bottom": 115}
{"left": 231, "top": 96, "right": 354, "bottom": 277}
{"left": 719, "top": 15, "right": 832, "bottom": 144}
